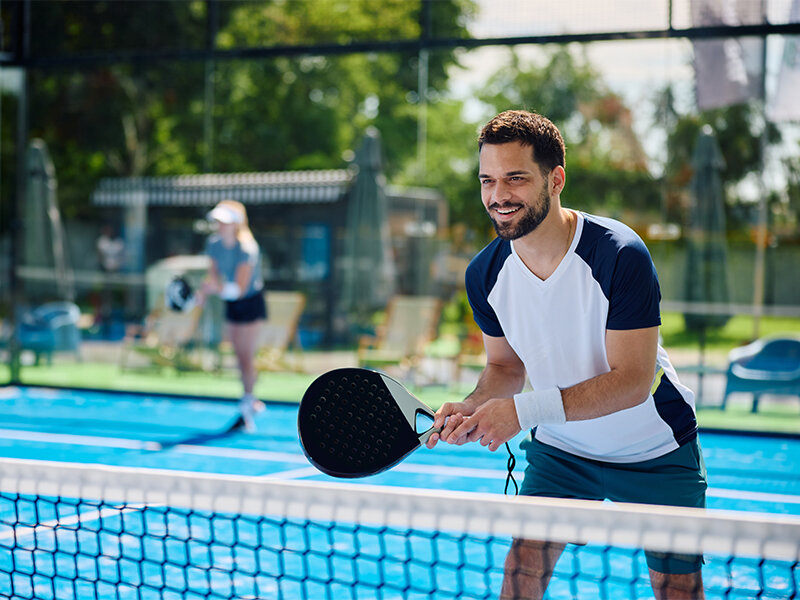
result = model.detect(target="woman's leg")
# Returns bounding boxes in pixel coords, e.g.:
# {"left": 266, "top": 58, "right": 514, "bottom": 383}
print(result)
{"left": 228, "top": 319, "right": 262, "bottom": 396}
{"left": 227, "top": 319, "right": 265, "bottom": 430}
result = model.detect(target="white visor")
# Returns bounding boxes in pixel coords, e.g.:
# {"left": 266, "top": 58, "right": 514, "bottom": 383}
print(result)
{"left": 208, "top": 205, "right": 243, "bottom": 224}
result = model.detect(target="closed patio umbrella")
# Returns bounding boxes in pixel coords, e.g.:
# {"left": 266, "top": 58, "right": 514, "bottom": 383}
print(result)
{"left": 683, "top": 125, "right": 731, "bottom": 404}
{"left": 339, "top": 128, "right": 396, "bottom": 320}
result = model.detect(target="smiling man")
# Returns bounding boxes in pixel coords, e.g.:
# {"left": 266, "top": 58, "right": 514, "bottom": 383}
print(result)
{"left": 425, "top": 110, "right": 707, "bottom": 600}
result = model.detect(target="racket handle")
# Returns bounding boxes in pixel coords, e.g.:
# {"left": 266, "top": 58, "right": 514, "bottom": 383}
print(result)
{"left": 418, "top": 426, "right": 442, "bottom": 445}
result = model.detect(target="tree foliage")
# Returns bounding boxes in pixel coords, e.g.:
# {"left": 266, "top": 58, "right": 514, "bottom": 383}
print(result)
{"left": 3, "top": 0, "right": 474, "bottom": 220}
{"left": 784, "top": 153, "right": 800, "bottom": 227}
{"left": 657, "top": 94, "right": 783, "bottom": 230}
{"left": 666, "top": 104, "right": 780, "bottom": 185}
{"left": 8, "top": 0, "right": 787, "bottom": 247}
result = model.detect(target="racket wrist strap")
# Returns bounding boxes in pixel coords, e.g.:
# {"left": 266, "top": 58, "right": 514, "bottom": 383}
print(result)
{"left": 513, "top": 388, "right": 566, "bottom": 430}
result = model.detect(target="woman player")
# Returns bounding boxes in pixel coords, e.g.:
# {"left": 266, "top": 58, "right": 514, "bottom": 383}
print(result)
{"left": 201, "top": 200, "right": 267, "bottom": 431}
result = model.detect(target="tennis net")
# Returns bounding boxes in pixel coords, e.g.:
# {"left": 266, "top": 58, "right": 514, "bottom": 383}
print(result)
{"left": 1, "top": 457, "right": 798, "bottom": 600}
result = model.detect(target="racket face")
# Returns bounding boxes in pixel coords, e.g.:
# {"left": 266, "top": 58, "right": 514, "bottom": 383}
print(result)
{"left": 298, "top": 368, "right": 429, "bottom": 478}
{"left": 165, "top": 276, "right": 195, "bottom": 312}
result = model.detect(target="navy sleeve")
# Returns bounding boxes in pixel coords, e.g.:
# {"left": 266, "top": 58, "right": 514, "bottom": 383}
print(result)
{"left": 606, "top": 241, "right": 662, "bottom": 330}
{"left": 464, "top": 243, "right": 506, "bottom": 338}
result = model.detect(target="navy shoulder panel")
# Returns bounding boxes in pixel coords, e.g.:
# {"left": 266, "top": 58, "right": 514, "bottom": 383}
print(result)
{"left": 575, "top": 215, "right": 661, "bottom": 330}
{"left": 465, "top": 238, "right": 511, "bottom": 337}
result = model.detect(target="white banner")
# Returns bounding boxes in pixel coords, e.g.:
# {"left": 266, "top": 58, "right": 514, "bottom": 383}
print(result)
{"left": 692, "top": 0, "right": 764, "bottom": 110}
{"left": 768, "top": 0, "right": 800, "bottom": 121}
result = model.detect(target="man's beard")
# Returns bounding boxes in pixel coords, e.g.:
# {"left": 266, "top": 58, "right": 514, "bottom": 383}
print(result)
{"left": 489, "top": 187, "right": 550, "bottom": 240}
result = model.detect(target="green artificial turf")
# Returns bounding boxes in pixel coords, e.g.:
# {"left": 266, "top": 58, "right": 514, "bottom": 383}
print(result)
{"left": 3, "top": 360, "right": 798, "bottom": 435}
{"left": 0, "top": 361, "right": 315, "bottom": 403}
{"left": 695, "top": 404, "right": 800, "bottom": 434}
{"left": 659, "top": 312, "right": 800, "bottom": 353}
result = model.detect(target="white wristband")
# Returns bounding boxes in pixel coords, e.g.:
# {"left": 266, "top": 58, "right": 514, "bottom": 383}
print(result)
{"left": 513, "top": 388, "right": 566, "bottom": 430}
{"left": 220, "top": 282, "right": 242, "bottom": 300}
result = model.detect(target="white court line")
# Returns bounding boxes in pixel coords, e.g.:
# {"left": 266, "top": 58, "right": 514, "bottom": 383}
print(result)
{"left": 0, "top": 387, "right": 20, "bottom": 399}
{"left": 708, "top": 487, "right": 800, "bottom": 506}
{"left": 172, "top": 444, "right": 309, "bottom": 463}
{"left": 2, "top": 428, "right": 799, "bottom": 506}
{"left": 0, "top": 428, "right": 162, "bottom": 451}
{"left": 0, "top": 506, "right": 143, "bottom": 541}
{"left": 263, "top": 467, "right": 321, "bottom": 480}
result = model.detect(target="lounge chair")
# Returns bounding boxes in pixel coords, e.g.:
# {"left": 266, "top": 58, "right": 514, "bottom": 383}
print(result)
{"left": 453, "top": 324, "right": 487, "bottom": 387}
{"left": 358, "top": 295, "right": 442, "bottom": 383}
{"left": 15, "top": 301, "right": 82, "bottom": 365}
{"left": 255, "top": 291, "right": 306, "bottom": 371}
{"left": 722, "top": 336, "right": 800, "bottom": 412}
{"left": 120, "top": 298, "right": 204, "bottom": 372}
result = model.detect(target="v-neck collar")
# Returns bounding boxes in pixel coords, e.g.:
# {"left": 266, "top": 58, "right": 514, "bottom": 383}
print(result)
{"left": 509, "top": 211, "right": 583, "bottom": 286}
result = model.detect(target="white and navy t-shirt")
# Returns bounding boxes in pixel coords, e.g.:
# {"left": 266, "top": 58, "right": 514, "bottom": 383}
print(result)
{"left": 465, "top": 211, "right": 697, "bottom": 463}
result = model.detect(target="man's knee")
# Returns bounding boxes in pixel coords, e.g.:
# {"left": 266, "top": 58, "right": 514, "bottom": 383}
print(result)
{"left": 649, "top": 568, "right": 704, "bottom": 600}
{"left": 505, "top": 538, "right": 564, "bottom": 576}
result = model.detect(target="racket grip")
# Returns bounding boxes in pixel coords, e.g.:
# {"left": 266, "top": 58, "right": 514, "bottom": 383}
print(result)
{"left": 418, "top": 426, "right": 442, "bottom": 445}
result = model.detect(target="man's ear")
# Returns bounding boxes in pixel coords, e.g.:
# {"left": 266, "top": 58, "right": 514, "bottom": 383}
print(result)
{"left": 550, "top": 165, "right": 566, "bottom": 196}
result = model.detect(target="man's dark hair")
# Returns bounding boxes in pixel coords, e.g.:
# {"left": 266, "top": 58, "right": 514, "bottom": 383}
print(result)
{"left": 478, "top": 110, "right": 566, "bottom": 173}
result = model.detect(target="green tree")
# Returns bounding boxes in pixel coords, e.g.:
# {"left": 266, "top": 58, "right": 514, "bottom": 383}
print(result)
{"left": 657, "top": 99, "right": 783, "bottom": 232}
{"left": 783, "top": 152, "right": 800, "bottom": 230}
{"left": 9, "top": 0, "right": 475, "bottom": 218}
{"left": 394, "top": 91, "right": 483, "bottom": 233}
{"left": 211, "top": 0, "right": 474, "bottom": 174}
{"left": 14, "top": 0, "right": 210, "bottom": 216}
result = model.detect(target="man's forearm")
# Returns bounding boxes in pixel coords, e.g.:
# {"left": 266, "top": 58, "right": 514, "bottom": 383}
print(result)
{"left": 560, "top": 368, "right": 652, "bottom": 421}
{"left": 466, "top": 362, "right": 527, "bottom": 412}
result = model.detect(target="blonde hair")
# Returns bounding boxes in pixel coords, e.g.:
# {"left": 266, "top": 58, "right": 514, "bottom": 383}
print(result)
{"left": 214, "top": 199, "right": 256, "bottom": 247}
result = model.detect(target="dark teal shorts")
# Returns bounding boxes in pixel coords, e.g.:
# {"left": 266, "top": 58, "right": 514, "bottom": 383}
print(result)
{"left": 520, "top": 435, "right": 708, "bottom": 574}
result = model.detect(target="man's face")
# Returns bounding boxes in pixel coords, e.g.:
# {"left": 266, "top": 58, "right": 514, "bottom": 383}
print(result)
{"left": 478, "top": 141, "right": 551, "bottom": 241}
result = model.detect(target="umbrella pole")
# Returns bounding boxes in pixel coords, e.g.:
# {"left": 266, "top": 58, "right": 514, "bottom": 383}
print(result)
{"left": 698, "top": 324, "right": 705, "bottom": 407}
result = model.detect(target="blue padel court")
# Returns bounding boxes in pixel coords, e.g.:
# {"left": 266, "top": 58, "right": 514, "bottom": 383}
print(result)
{"left": 1, "top": 386, "right": 799, "bottom": 599}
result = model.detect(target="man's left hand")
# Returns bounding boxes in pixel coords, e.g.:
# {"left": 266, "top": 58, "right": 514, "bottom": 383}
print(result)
{"left": 445, "top": 397, "right": 521, "bottom": 452}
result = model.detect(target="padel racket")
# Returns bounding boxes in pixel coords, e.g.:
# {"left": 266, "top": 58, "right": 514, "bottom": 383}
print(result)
{"left": 298, "top": 367, "right": 440, "bottom": 478}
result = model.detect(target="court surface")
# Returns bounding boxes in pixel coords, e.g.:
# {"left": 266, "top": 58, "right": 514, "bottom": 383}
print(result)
{"left": 0, "top": 385, "right": 798, "bottom": 513}
{"left": 0, "top": 385, "right": 799, "bottom": 600}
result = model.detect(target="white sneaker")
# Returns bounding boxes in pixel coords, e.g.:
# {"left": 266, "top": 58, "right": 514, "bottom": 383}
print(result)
{"left": 238, "top": 395, "right": 260, "bottom": 432}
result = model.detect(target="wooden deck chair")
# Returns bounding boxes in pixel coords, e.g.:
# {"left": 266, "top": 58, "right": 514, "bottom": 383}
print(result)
{"left": 255, "top": 291, "right": 306, "bottom": 372}
{"left": 358, "top": 295, "right": 442, "bottom": 383}
{"left": 120, "top": 298, "right": 204, "bottom": 372}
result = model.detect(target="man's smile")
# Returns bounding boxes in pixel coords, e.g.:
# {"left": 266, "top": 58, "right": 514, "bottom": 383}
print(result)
{"left": 491, "top": 204, "right": 522, "bottom": 216}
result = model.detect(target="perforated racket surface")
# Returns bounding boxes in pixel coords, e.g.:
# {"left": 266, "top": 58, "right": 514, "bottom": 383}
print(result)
{"left": 298, "top": 368, "right": 438, "bottom": 478}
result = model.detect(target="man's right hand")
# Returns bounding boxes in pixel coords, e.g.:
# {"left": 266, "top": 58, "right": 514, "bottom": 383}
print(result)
{"left": 425, "top": 401, "right": 474, "bottom": 449}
